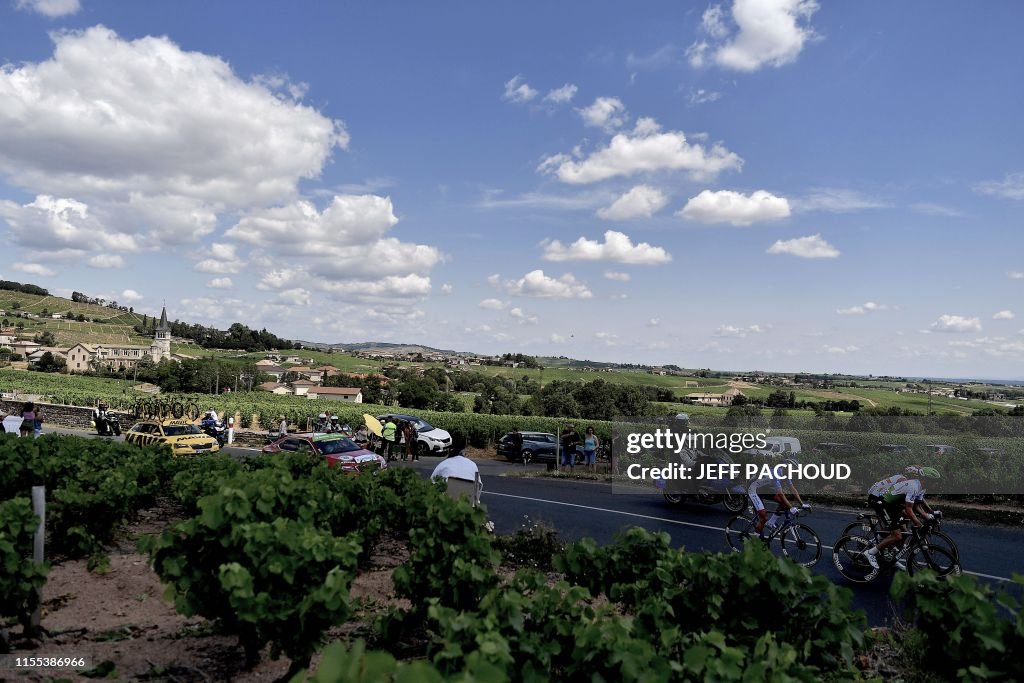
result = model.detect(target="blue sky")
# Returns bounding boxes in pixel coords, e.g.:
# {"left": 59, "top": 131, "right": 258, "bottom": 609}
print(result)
{"left": 0, "top": 0, "right": 1022, "bottom": 378}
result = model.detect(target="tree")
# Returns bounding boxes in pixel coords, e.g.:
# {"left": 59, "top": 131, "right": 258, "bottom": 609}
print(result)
{"left": 11, "top": 302, "right": 21, "bottom": 310}
{"left": 33, "top": 331, "right": 56, "bottom": 346}
{"left": 34, "top": 351, "right": 66, "bottom": 373}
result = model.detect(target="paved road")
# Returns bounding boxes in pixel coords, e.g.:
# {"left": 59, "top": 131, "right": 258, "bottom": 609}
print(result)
{"left": 40, "top": 426, "right": 1024, "bottom": 625}
{"left": 405, "top": 457, "right": 1024, "bottom": 626}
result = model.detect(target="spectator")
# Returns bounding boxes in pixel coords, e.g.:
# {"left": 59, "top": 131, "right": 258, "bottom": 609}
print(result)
{"left": 381, "top": 417, "right": 398, "bottom": 461}
{"left": 278, "top": 414, "right": 288, "bottom": 439}
{"left": 431, "top": 437, "right": 482, "bottom": 505}
{"left": 560, "top": 424, "right": 579, "bottom": 471}
{"left": 403, "top": 420, "right": 417, "bottom": 461}
{"left": 33, "top": 406, "right": 43, "bottom": 438}
{"left": 582, "top": 426, "right": 600, "bottom": 473}
{"left": 354, "top": 424, "right": 369, "bottom": 447}
{"left": 19, "top": 401, "right": 35, "bottom": 438}
{"left": 510, "top": 427, "right": 524, "bottom": 463}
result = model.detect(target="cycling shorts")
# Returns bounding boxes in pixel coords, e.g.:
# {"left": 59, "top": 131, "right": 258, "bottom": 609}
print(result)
{"left": 868, "top": 494, "right": 903, "bottom": 531}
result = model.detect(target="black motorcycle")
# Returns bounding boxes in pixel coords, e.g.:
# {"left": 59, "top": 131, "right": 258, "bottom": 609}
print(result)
{"left": 202, "top": 420, "right": 228, "bottom": 447}
{"left": 94, "top": 413, "right": 121, "bottom": 437}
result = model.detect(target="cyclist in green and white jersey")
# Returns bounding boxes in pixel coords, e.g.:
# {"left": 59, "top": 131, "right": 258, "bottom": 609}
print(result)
{"left": 863, "top": 465, "right": 941, "bottom": 569}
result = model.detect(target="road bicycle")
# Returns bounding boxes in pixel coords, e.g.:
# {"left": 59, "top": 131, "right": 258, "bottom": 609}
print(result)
{"left": 831, "top": 519, "right": 960, "bottom": 584}
{"left": 724, "top": 507, "right": 821, "bottom": 567}
{"left": 839, "top": 511, "right": 960, "bottom": 565}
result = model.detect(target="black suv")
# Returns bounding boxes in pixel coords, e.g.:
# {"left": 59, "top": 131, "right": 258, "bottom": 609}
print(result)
{"left": 496, "top": 431, "right": 561, "bottom": 463}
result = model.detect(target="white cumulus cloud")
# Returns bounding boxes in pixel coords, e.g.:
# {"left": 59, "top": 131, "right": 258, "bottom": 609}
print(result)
{"left": 678, "top": 189, "right": 790, "bottom": 225}
{"left": 503, "top": 270, "right": 593, "bottom": 299}
{"left": 120, "top": 289, "right": 143, "bottom": 302}
{"left": 207, "top": 278, "right": 233, "bottom": 290}
{"left": 539, "top": 118, "right": 742, "bottom": 184}
{"left": 86, "top": 254, "right": 125, "bottom": 269}
{"left": 931, "top": 315, "right": 983, "bottom": 333}
{"left": 0, "top": 27, "right": 346, "bottom": 210}
{"left": 13, "top": 262, "right": 55, "bottom": 277}
{"left": 15, "top": 0, "right": 80, "bottom": 17}
{"left": 767, "top": 234, "right": 839, "bottom": 259}
{"left": 503, "top": 75, "right": 538, "bottom": 103}
{"left": 1008, "top": 271, "right": 1024, "bottom": 280}
{"left": 597, "top": 185, "right": 668, "bottom": 220}
{"left": 604, "top": 271, "right": 631, "bottom": 282}
{"left": 993, "top": 310, "right": 1016, "bottom": 320}
{"left": 0, "top": 195, "right": 139, "bottom": 256}
{"left": 824, "top": 345, "right": 860, "bottom": 355}
{"left": 689, "top": 0, "right": 820, "bottom": 72}
{"left": 478, "top": 298, "right": 506, "bottom": 311}
{"left": 836, "top": 302, "right": 891, "bottom": 316}
{"left": 544, "top": 83, "right": 578, "bottom": 104}
{"left": 509, "top": 307, "right": 539, "bottom": 324}
{"left": 541, "top": 230, "right": 671, "bottom": 265}
{"left": 715, "top": 324, "right": 764, "bottom": 337}
{"left": 227, "top": 194, "right": 441, "bottom": 291}
{"left": 578, "top": 96, "right": 628, "bottom": 131}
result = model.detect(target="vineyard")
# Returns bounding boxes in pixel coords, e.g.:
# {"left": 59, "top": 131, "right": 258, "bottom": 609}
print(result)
{"left": 1, "top": 434, "right": 1022, "bottom": 680}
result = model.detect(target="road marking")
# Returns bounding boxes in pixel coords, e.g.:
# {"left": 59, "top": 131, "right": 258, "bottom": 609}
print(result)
{"left": 483, "top": 491, "right": 1016, "bottom": 583}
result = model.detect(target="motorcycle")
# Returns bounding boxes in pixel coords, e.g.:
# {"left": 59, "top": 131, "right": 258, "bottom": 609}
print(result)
{"left": 658, "top": 451, "right": 748, "bottom": 513}
{"left": 92, "top": 412, "right": 121, "bottom": 437}
{"left": 201, "top": 419, "right": 228, "bottom": 447}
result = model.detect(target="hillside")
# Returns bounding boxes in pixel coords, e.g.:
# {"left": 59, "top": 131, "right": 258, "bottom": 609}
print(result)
{"left": 296, "top": 340, "right": 470, "bottom": 355}
{"left": 0, "top": 288, "right": 154, "bottom": 347}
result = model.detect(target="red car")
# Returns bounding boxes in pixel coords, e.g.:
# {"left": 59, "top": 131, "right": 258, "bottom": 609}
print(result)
{"left": 262, "top": 432, "right": 387, "bottom": 474}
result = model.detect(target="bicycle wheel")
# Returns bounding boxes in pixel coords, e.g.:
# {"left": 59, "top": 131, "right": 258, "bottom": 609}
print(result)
{"left": 781, "top": 524, "right": 822, "bottom": 567}
{"left": 725, "top": 514, "right": 757, "bottom": 552}
{"left": 907, "top": 544, "right": 960, "bottom": 578}
{"left": 831, "top": 535, "right": 877, "bottom": 584}
{"left": 928, "top": 530, "right": 960, "bottom": 564}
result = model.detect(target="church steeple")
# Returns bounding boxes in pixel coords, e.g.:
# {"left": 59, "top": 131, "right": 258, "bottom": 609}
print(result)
{"left": 150, "top": 305, "right": 171, "bottom": 361}
{"left": 156, "top": 306, "right": 170, "bottom": 332}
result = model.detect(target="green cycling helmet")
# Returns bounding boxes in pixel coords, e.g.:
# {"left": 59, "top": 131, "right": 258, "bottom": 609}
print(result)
{"left": 918, "top": 466, "right": 940, "bottom": 479}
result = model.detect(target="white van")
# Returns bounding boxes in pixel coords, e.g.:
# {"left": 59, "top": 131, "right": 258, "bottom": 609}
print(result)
{"left": 746, "top": 436, "right": 802, "bottom": 459}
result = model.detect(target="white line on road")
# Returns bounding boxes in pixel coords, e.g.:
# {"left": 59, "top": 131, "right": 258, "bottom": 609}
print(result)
{"left": 483, "top": 491, "right": 1016, "bottom": 583}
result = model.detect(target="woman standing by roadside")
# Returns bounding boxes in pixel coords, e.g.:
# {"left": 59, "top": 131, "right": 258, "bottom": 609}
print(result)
{"left": 19, "top": 401, "right": 35, "bottom": 438}
{"left": 404, "top": 421, "right": 417, "bottom": 461}
{"left": 583, "top": 426, "right": 600, "bottom": 474}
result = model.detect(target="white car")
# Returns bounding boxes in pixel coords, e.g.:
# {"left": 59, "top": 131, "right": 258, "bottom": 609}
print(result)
{"left": 377, "top": 413, "right": 452, "bottom": 456}
{"left": 745, "top": 436, "right": 802, "bottom": 459}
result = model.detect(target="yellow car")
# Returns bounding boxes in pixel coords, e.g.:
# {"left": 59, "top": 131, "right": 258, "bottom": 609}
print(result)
{"left": 125, "top": 418, "right": 221, "bottom": 455}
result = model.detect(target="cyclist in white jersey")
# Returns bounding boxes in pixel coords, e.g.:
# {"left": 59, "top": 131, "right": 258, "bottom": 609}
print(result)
{"left": 863, "top": 465, "right": 941, "bottom": 569}
{"left": 747, "top": 458, "right": 810, "bottom": 536}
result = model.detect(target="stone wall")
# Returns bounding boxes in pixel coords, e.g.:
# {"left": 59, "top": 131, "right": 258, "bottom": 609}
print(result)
{"left": 0, "top": 400, "right": 130, "bottom": 430}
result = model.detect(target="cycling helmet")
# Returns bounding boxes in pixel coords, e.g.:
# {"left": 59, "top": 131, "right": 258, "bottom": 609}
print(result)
{"left": 782, "top": 457, "right": 799, "bottom": 468}
{"left": 918, "top": 467, "right": 940, "bottom": 479}
{"left": 904, "top": 465, "right": 924, "bottom": 477}
{"left": 98, "top": 402, "right": 108, "bottom": 410}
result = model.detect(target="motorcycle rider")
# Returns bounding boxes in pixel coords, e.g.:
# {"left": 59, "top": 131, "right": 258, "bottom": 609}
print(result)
{"left": 93, "top": 402, "right": 118, "bottom": 436}
{"left": 201, "top": 411, "right": 226, "bottom": 446}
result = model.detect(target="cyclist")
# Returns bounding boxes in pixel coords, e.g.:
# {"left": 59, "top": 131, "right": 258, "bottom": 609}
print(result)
{"left": 863, "top": 465, "right": 941, "bottom": 570}
{"left": 748, "top": 458, "right": 810, "bottom": 536}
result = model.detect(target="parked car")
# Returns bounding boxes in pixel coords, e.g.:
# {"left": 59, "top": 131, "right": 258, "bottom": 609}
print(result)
{"left": 262, "top": 432, "right": 387, "bottom": 474}
{"left": 376, "top": 413, "right": 452, "bottom": 456}
{"left": 813, "top": 442, "right": 858, "bottom": 456}
{"left": 745, "top": 436, "right": 801, "bottom": 458}
{"left": 879, "top": 444, "right": 912, "bottom": 454}
{"left": 496, "top": 431, "right": 558, "bottom": 463}
{"left": 125, "top": 418, "right": 220, "bottom": 455}
{"left": 925, "top": 444, "right": 956, "bottom": 457}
